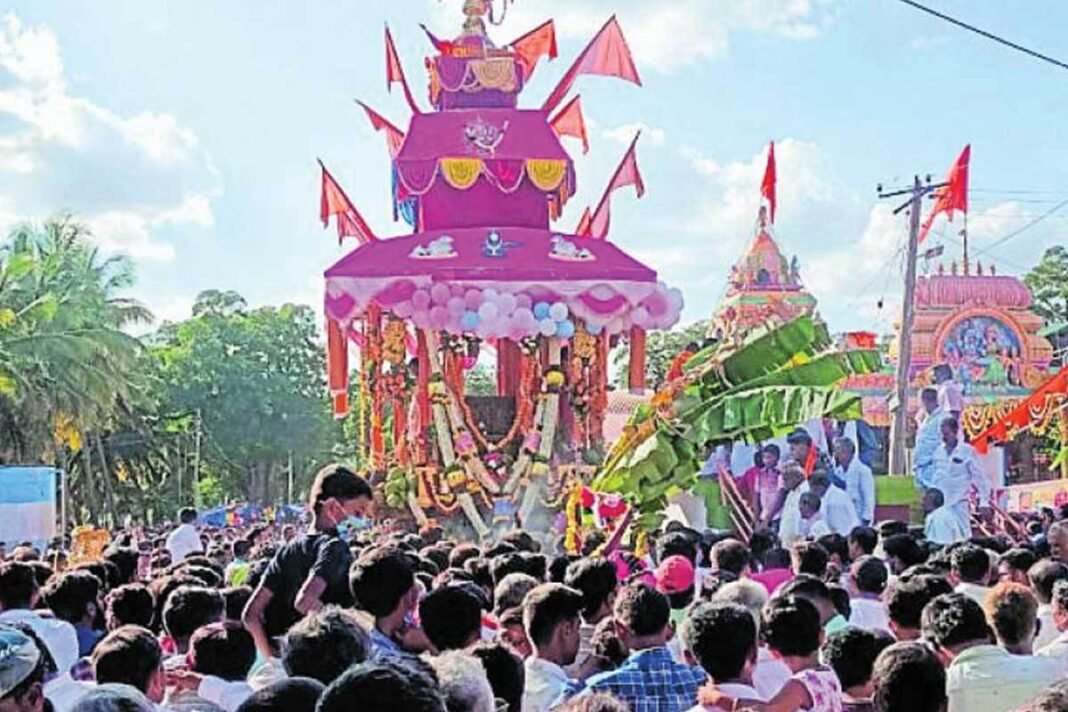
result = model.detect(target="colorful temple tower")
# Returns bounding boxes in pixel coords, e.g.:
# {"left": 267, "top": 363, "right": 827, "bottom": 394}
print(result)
{"left": 710, "top": 143, "right": 817, "bottom": 341}
{"left": 713, "top": 210, "right": 817, "bottom": 341}
{"left": 319, "top": 4, "right": 682, "bottom": 534}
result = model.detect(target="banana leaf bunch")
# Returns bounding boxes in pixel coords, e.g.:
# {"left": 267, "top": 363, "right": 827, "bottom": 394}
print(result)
{"left": 591, "top": 315, "right": 883, "bottom": 531}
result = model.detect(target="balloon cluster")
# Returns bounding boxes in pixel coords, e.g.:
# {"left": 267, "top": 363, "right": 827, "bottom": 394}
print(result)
{"left": 387, "top": 281, "right": 683, "bottom": 340}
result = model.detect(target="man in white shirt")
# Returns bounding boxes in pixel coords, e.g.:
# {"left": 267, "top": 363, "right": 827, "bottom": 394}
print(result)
{"left": 931, "top": 417, "right": 992, "bottom": 540}
{"left": 0, "top": 561, "right": 79, "bottom": 676}
{"left": 832, "top": 437, "right": 875, "bottom": 526}
{"left": 950, "top": 544, "right": 992, "bottom": 606}
{"left": 796, "top": 492, "right": 831, "bottom": 540}
{"left": 1030, "top": 560, "right": 1068, "bottom": 652}
{"left": 925, "top": 591, "right": 1059, "bottom": 712}
{"left": 913, "top": 388, "right": 946, "bottom": 489}
{"left": 923, "top": 488, "right": 969, "bottom": 545}
{"left": 848, "top": 557, "right": 892, "bottom": 634}
{"left": 680, "top": 601, "right": 765, "bottom": 712}
{"left": 521, "top": 584, "right": 583, "bottom": 712}
{"left": 1036, "top": 579, "right": 1068, "bottom": 670}
{"left": 808, "top": 470, "right": 860, "bottom": 536}
{"left": 769, "top": 464, "right": 808, "bottom": 545}
{"left": 165, "top": 507, "right": 204, "bottom": 563}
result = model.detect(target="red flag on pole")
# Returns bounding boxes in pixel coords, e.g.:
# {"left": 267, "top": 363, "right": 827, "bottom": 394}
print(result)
{"left": 320, "top": 160, "right": 377, "bottom": 245}
{"left": 419, "top": 23, "right": 456, "bottom": 55}
{"left": 588, "top": 133, "right": 645, "bottom": 240}
{"left": 760, "top": 142, "right": 777, "bottom": 224}
{"left": 356, "top": 101, "right": 406, "bottom": 159}
{"left": 385, "top": 25, "right": 420, "bottom": 114}
{"left": 542, "top": 16, "right": 642, "bottom": 114}
{"left": 510, "top": 19, "right": 557, "bottom": 80}
{"left": 803, "top": 444, "right": 817, "bottom": 477}
{"left": 575, "top": 207, "right": 593, "bottom": 236}
{"left": 549, "top": 95, "right": 589, "bottom": 154}
{"left": 918, "top": 144, "right": 971, "bottom": 244}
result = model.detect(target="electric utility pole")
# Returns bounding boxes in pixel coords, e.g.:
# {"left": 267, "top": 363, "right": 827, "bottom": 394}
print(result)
{"left": 193, "top": 409, "right": 203, "bottom": 505}
{"left": 878, "top": 175, "right": 946, "bottom": 477}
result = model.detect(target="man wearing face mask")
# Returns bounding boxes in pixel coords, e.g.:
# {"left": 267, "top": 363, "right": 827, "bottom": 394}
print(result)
{"left": 243, "top": 464, "right": 373, "bottom": 659}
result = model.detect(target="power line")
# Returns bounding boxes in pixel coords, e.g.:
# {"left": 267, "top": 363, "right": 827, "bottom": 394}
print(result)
{"left": 973, "top": 197, "right": 1068, "bottom": 255}
{"left": 895, "top": 0, "right": 1068, "bottom": 72}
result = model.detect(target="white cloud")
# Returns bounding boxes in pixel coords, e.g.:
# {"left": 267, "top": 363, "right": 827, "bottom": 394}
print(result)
{"left": 686, "top": 138, "right": 838, "bottom": 257}
{"left": 603, "top": 122, "right": 665, "bottom": 147}
{"left": 679, "top": 146, "right": 721, "bottom": 176}
{"left": 426, "top": 0, "right": 839, "bottom": 72}
{"left": 0, "top": 13, "right": 219, "bottom": 262}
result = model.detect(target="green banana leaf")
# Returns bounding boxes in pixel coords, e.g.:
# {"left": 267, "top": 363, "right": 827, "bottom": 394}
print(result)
{"left": 725, "top": 349, "right": 882, "bottom": 394}
{"left": 716, "top": 315, "right": 829, "bottom": 387}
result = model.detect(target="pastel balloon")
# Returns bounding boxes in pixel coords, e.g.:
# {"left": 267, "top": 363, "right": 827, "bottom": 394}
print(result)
{"left": 412, "top": 290, "right": 432, "bottom": 310}
{"left": 464, "top": 289, "right": 483, "bottom": 309}
{"left": 498, "top": 293, "right": 518, "bottom": 316}
{"left": 539, "top": 319, "right": 557, "bottom": 337}
{"left": 393, "top": 301, "right": 414, "bottom": 318}
{"left": 644, "top": 291, "right": 668, "bottom": 318}
{"left": 482, "top": 288, "right": 499, "bottom": 303}
{"left": 632, "top": 307, "right": 650, "bottom": 328}
{"left": 513, "top": 308, "right": 535, "bottom": 328}
{"left": 533, "top": 302, "right": 551, "bottom": 320}
{"left": 587, "top": 322, "right": 603, "bottom": 335}
{"left": 446, "top": 296, "right": 466, "bottom": 316}
{"left": 478, "top": 302, "right": 500, "bottom": 322}
{"left": 556, "top": 320, "right": 575, "bottom": 339}
{"left": 515, "top": 293, "right": 533, "bottom": 310}
{"left": 461, "top": 311, "right": 480, "bottom": 331}
{"left": 549, "top": 302, "right": 569, "bottom": 322}
{"left": 429, "top": 306, "right": 449, "bottom": 330}
{"left": 412, "top": 310, "right": 431, "bottom": 329}
{"left": 430, "top": 283, "right": 451, "bottom": 305}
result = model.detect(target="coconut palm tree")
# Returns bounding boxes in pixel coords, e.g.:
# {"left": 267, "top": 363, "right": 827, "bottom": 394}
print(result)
{"left": 0, "top": 217, "right": 152, "bottom": 522}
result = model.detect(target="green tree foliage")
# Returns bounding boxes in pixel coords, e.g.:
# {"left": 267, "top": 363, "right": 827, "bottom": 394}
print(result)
{"left": 0, "top": 217, "right": 355, "bottom": 523}
{"left": 612, "top": 320, "right": 710, "bottom": 390}
{"left": 1025, "top": 246, "right": 1068, "bottom": 325}
{"left": 151, "top": 296, "right": 349, "bottom": 504}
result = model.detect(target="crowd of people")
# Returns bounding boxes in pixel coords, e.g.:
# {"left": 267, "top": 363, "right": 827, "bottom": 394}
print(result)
{"left": 0, "top": 460, "right": 1067, "bottom": 712}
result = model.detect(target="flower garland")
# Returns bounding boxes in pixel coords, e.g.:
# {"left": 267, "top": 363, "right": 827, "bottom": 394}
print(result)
{"left": 454, "top": 353, "right": 538, "bottom": 453}
{"left": 564, "top": 480, "right": 584, "bottom": 554}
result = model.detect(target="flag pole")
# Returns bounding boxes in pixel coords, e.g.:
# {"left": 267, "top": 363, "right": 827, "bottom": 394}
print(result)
{"left": 878, "top": 175, "right": 948, "bottom": 477}
{"left": 592, "top": 131, "right": 641, "bottom": 222}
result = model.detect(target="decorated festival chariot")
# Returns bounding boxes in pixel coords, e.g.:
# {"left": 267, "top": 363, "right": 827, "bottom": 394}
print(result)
{"left": 319, "top": 0, "right": 680, "bottom": 537}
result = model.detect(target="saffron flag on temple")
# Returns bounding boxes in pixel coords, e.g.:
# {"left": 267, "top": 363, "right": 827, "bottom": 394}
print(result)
{"left": 918, "top": 144, "right": 971, "bottom": 244}
{"left": 319, "top": 160, "right": 377, "bottom": 245}
{"left": 542, "top": 16, "right": 642, "bottom": 114}
{"left": 419, "top": 23, "right": 456, "bottom": 55}
{"left": 549, "top": 95, "right": 589, "bottom": 154}
{"left": 510, "top": 19, "right": 557, "bottom": 80}
{"left": 385, "top": 25, "right": 420, "bottom": 114}
{"left": 588, "top": 133, "right": 645, "bottom": 240}
{"left": 356, "top": 101, "right": 406, "bottom": 159}
{"left": 761, "top": 142, "right": 777, "bottom": 224}
{"left": 575, "top": 207, "right": 593, "bottom": 236}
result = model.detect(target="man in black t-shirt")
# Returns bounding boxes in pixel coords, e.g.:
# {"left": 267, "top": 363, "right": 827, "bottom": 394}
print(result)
{"left": 243, "top": 465, "right": 372, "bottom": 658}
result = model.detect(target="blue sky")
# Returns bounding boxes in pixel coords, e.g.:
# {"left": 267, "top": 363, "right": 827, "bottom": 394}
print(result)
{"left": 2, "top": 0, "right": 1066, "bottom": 333}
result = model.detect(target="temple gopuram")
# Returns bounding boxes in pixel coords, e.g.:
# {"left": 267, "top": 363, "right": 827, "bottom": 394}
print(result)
{"left": 711, "top": 208, "right": 817, "bottom": 342}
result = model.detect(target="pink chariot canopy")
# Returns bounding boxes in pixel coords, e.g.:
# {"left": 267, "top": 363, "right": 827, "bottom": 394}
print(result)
{"left": 322, "top": 10, "right": 682, "bottom": 343}
{"left": 325, "top": 227, "right": 680, "bottom": 340}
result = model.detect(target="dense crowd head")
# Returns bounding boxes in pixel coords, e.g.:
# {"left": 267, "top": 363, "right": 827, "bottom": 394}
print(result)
{"left": 1, "top": 464, "right": 1068, "bottom": 712}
